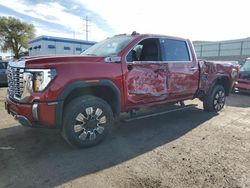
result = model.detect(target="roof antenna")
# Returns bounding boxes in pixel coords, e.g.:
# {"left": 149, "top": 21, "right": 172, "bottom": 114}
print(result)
{"left": 131, "top": 31, "right": 139, "bottom": 36}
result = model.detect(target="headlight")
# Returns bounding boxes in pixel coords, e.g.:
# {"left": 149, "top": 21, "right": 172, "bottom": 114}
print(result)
{"left": 21, "top": 69, "right": 56, "bottom": 100}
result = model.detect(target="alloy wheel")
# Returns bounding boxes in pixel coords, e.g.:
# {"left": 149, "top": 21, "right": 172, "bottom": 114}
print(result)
{"left": 213, "top": 90, "right": 225, "bottom": 111}
{"left": 73, "top": 107, "right": 107, "bottom": 141}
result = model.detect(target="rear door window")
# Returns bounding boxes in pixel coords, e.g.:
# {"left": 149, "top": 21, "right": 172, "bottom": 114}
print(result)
{"left": 162, "top": 39, "right": 191, "bottom": 62}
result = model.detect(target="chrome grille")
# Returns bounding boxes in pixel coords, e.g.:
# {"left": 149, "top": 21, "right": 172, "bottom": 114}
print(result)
{"left": 7, "top": 66, "right": 24, "bottom": 100}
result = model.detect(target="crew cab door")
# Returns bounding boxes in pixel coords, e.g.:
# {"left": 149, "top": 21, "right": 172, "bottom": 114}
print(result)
{"left": 124, "top": 38, "right": 169, "bottom": 105}
{"left": 161, "top": 39, "right": 199, "bottom": 99}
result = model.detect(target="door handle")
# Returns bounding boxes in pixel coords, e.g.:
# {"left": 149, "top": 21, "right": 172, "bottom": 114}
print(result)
{"left": 189, "top": 67, "right": 198, "bottom": 71}
{"left": 127, "top": 64, "right": 133, "bottom": 71}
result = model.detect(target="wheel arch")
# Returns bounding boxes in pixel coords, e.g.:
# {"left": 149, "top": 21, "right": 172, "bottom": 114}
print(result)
{"left": 213, "top": 75, "right": 231, "bottom": 96}
{"left": 56, "top": 80, "right": 121, "bottom": 127}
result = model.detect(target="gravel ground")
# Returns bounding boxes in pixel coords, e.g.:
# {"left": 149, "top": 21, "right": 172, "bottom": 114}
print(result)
{"left": 0, "top": 87, "right": 250, "bottom": 188}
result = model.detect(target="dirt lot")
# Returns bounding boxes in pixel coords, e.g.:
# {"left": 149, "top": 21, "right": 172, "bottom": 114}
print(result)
{"left": 0, "top": 87, "right": 250, "bottom": 188}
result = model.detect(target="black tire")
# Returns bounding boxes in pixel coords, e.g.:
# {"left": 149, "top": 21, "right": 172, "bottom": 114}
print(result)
{"left": 62, "top": 96, "right": 114, "bottom": 148}
{"left": 203, "top": 85, "right": 226, "bottom": 112}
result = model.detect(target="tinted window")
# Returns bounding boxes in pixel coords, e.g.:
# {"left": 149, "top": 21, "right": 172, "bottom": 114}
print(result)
{"left": 76, "top": 47, "right": 82, "bottom": 51}
{"left": 0, "top": 62, "right": 7, "bottom": 69}
{"left": 126, "top": 44, "right": 143, "bottom": 62}
{"left": 240, "top": 61, "right": 250, "bottom": 71}
{"left": 48, "top": 45, "right": 55, "bottom": 49}
{"left": 64, "top": 47, "right": 70, "bottom": 50}
{"left": 126, "top": 38, "right": 161, "bottom": 62}
{"left": 163, "top": 39, "right": 190, "bottom": 61}
{"left": 0, "top": 63, "right": 4, "bottom": 69}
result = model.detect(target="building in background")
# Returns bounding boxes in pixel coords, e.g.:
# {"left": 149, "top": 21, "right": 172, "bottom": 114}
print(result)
{"left": 29, "top": 36, "right": 96, "bottom": 56}
{"left": 193, "top": 38, "right": 250, "bottom": 63}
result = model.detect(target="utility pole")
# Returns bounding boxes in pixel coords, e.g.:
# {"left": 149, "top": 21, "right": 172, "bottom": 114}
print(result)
{"left": 83, "top": 16, "right": 90, "bottom": 41}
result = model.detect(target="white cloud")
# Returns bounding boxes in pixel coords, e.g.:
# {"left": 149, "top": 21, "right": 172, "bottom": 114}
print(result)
{"left": 31, "top": 21, "right": 71, "bottom": 38}
{"left": 77, "top": 0, "right": 250, "bottom": 41}
{"left": 1, "top": 0, "right": 250, "bottom": 41}
{"left": 0, "top": 0, "right": 110, "bottom": 41}
{"left": 71, "top": 5, "right": 79, "bottom": 10}
{"left": 32, "top": 20, "right": 108, "bottom": 42}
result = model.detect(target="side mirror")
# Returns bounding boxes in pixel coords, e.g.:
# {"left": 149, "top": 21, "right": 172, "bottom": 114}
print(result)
{"left": 127, "top": 64, "right": 133, "bottom": 71}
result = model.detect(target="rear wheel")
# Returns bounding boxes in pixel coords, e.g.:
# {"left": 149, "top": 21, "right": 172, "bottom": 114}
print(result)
{"left": 62, "top": 96, "right": 114, "bottom": 148}
{"left": 203, "top": 85, "right": 226, "bottom": 112}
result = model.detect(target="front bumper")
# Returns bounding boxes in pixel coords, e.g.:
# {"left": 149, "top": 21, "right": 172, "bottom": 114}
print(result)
{"left": 15, "top": 115, "right": 32, "bottom": 127}
{"left": 5, "top": 96, "right": 58, "bottom": 127}
{"left": 234, "top": 80, "right": 250, "bottom": 92}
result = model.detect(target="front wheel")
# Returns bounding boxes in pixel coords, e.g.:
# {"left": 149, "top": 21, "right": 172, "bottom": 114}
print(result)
{"left": 62, "top": 96, "right": 114, "bottom": 148}
{"left": 203, "top": 85, "right": 226, "bottom": 112}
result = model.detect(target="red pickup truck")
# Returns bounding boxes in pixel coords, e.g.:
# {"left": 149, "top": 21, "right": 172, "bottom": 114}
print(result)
{"left": 5, "top": 33, "right": 239, "bottom": 147}
{"left": 234, "top": 58, "right": 250, "bottom": 92}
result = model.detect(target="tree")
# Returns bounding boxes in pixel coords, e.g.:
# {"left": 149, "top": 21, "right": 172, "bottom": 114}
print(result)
{"left": 0, "top": 16, "right": 35, "bottom": 59}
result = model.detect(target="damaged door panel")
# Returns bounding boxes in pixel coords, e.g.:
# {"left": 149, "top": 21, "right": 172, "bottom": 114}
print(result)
{"left": 161, "top": 39, "right": 199, "bottom": 99}
{"left": 126, "top": 62, "right": 168, "bottom": 104}
{"left": 124, "top": 37, "right": 169, "bottom": 104}
{"left": 167, "top": 62, "right": 199, "bottom": 98}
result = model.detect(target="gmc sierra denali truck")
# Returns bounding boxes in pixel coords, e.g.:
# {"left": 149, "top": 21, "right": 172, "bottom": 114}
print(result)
{"left": 5, "top": 33, "right": 239, "bottom": 147}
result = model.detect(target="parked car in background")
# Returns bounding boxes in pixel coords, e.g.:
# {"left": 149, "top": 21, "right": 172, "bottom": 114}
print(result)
{"left": 234, "top": 58, "right": 250, "bottom": 93}
{"left": 0, "top": 61, "right": 8, "bottom": 86}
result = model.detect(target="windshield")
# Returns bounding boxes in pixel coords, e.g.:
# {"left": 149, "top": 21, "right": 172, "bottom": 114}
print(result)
{"left": 81, "top": 35, "right": 133, "bottom": 56}
{"left": 240, "top": 60, "right": 250, "bottom": 72}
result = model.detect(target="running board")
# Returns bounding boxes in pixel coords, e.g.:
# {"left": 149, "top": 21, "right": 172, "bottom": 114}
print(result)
{"left": 122, "top": 104, "right": 197, "bottom": 122}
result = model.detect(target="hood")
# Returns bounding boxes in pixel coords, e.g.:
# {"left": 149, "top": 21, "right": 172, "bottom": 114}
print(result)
{"left": 24, "top": 55, "right": 105, "bottom": 67}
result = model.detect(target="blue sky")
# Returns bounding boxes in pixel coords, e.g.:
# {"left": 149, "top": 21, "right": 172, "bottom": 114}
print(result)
{"left": 0, "top": 0, "right": 118, "bottom": 42}
{"left": 1, "top": 0, "right": 250, "bottom": 43}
